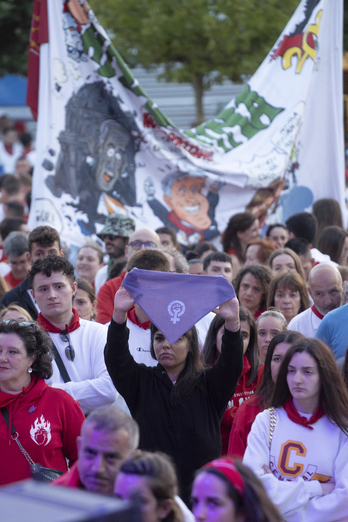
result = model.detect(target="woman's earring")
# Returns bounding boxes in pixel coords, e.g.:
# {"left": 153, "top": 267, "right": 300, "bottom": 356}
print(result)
{"left": 28, "top": 367, "right": 33, "bottom": 374}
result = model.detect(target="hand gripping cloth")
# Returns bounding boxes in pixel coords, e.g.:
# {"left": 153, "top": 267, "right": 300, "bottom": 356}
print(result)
{"left": 123, "top": 268, "right": 235, "bottom": 343}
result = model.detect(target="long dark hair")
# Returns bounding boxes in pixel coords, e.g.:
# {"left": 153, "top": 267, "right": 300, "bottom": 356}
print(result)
{"left": 150, "top": 324, "right": 205, "bottom": 404}
{"left": 272, "top": 338, "right": 348, "bottom": 435}
{"left": 256, "top": 331, "right": 305, "bottom": 408}
{"left": 222, "top": 213, "right": 257, "bottom": 262}
{"left": 202, "top": 307, "right": 259, "bottom": 386}
{"left": 317, "top": 226, "right": 348, "bottom": 264}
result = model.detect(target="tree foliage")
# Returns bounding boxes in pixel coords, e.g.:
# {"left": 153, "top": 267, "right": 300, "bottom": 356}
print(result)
{"left": 0, "top": 1, "right": 32, "bottom": 76}
{"left": 94, "top": 0, "right": 299, "bottom": 123}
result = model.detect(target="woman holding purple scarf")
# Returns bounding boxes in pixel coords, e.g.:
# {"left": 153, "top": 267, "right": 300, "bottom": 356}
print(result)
{"left": 105, "top": 285, "right": 243, "bottom": 505}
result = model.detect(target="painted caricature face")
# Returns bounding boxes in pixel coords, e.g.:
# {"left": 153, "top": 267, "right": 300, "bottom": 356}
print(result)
{"left": 191, "top": 472, "right": 238, "bottom": 522}
{"left": 95, "top": 120, "right": 130, "bottom": 192}
{"left": 164, "top": 177, "right": 212, "bottom": 230}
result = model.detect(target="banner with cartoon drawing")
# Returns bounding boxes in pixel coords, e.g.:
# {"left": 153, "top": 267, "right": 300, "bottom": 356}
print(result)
{"left": 27, "top": 0, "right": 344, "bottom": 251}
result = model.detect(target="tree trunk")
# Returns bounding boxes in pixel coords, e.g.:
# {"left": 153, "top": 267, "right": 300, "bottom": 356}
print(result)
{"left": 192, "top": 74, "right": 205, "bottom": 125}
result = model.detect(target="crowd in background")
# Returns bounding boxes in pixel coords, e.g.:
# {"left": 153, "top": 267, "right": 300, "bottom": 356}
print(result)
{"left": 0, "top": 116, "right": 347, "bottom": 521}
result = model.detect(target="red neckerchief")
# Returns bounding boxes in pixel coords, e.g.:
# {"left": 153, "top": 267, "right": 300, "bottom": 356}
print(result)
{"left": 37, "top": 308, "right": 80, "bottom": 333}
{"left": 168, "top": 212, "right": 204, "bottom": 241}
{"left": 284, "top": 397, "right": 325, "bottom": 430}
{"left": 0, "top": 376, "right": 38, "bottom": 409}
{"left": 254, "top": 309, "right": 265, "bottom": 320}
{"left": 127, "top": 307, "right": 151, "bottom": 330}
{"left": 3, "top": 144, "right": 13, "bottom": 155}
{"left": 311, "top": 305, "right": 324, "bottom": 320}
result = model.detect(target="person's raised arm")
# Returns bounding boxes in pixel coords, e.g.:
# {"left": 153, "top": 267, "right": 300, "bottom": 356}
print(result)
{"left": 112, "top": 285, "right": 135, "bottom": 324}
{"left": 213, "top": 297, "right": 240, "bottom": 332}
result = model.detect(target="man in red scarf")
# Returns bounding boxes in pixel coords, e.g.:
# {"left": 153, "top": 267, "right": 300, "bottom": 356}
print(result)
{"left": 29, "top": 255, "right": 117, "bottom": 414}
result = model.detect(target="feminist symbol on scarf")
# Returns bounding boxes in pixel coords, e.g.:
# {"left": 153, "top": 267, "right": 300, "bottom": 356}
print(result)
{"left": 168, "top": 300, "right": 186, "bottom": 324}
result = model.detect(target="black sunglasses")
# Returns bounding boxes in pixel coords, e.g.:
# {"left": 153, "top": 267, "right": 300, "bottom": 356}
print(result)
{"left": 59, "top": 330, "right": 75, "bottom": 362}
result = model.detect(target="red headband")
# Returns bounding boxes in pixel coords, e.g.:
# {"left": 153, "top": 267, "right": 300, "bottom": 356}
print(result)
{"left": 203, "top": 458, "right": 244, "bottom": 497}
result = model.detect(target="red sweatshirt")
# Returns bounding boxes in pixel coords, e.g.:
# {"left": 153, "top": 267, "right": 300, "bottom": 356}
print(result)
{"left": 96, "top": 271, "right": 126, "bottom": 324}
{"left": 0, "top": 377, "right": 85, "bottom": 486}
{"left": 220, "top": 355, "right": 263, "bottom": 454}
{"left": 53, "top": 461, "right": 82, "bottom": 488}
{"left": 227, "top": 394, "right": 263, "bottom": 458}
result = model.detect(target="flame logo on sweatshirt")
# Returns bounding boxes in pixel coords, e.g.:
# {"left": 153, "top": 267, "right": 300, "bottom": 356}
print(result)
{"left": 30, "top": 415, "right": 52, "bottom": 446}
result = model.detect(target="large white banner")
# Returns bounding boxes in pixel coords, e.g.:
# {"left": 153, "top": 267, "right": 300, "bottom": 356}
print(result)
{"left": 28, "top": 0, "right": 344, "bottom": 250}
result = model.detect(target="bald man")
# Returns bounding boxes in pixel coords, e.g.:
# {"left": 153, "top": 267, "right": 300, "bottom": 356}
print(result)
{"left": 96, "top": 228, "right": 161, "bottom": 325}
{"left": 288, "top": 263, "right": 343, "bottom": 338}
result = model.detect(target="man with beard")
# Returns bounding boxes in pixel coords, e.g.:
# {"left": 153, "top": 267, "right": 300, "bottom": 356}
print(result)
{"left": 288, "top": 263, "right": 343, "bottom": 338}
{"left": 95, "top": 213, "right": 135, "bottom": 293}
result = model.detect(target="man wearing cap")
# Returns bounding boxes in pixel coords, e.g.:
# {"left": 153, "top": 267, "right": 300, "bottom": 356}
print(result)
{"left": 95, "top": 213, "right": 135, "bottom": 294}
{"left": 96, "top": 228, "right": 161, "bottom": 324}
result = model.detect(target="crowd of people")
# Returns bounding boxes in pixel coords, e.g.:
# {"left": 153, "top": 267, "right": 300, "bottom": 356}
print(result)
{"left": 0, "top": 194, "right": 348, "bottom": 522}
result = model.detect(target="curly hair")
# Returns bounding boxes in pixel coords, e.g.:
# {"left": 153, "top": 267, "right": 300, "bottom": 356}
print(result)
{"left": 28, "top": 226, "right": 61, "bottom": 253}
{"left": 29, "top": 255, "right": 75, "bottom": 287}
{"left": 234, "top": 265, "right": 272, "bottom": 312}
{"left": 246, "top": 239, "right": 279, "bottom": 265}
{"left": 0, "top": 320, "right": 53, "bottom": 379}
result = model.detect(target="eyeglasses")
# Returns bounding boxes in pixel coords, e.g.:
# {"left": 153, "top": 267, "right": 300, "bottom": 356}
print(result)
{"left": 60, "top": 330, "right": 75, "bottom": 362}
{"left": 128, "top": 241, "right": 157, "bottom": 251}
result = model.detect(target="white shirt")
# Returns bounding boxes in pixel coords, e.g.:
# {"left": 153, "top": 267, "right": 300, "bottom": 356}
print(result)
{"left": 288, "top": 307, "right": 322, "bottom": 338}
{"left": 95, "top": 264, "right": 108, "bottom": 295}
{"left": 46, "top": 319, "right": 117, "bottom": 414}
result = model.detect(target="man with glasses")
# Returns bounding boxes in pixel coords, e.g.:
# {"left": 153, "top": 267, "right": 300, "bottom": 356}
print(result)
{"left": 96, "top": 227, "right": 161, "bottom": 324}
{"left": 29, "top": 255, "right": 117, "bottom": 414}
{"left": 95, "top": 213, "right": 135, "bottom": 294}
